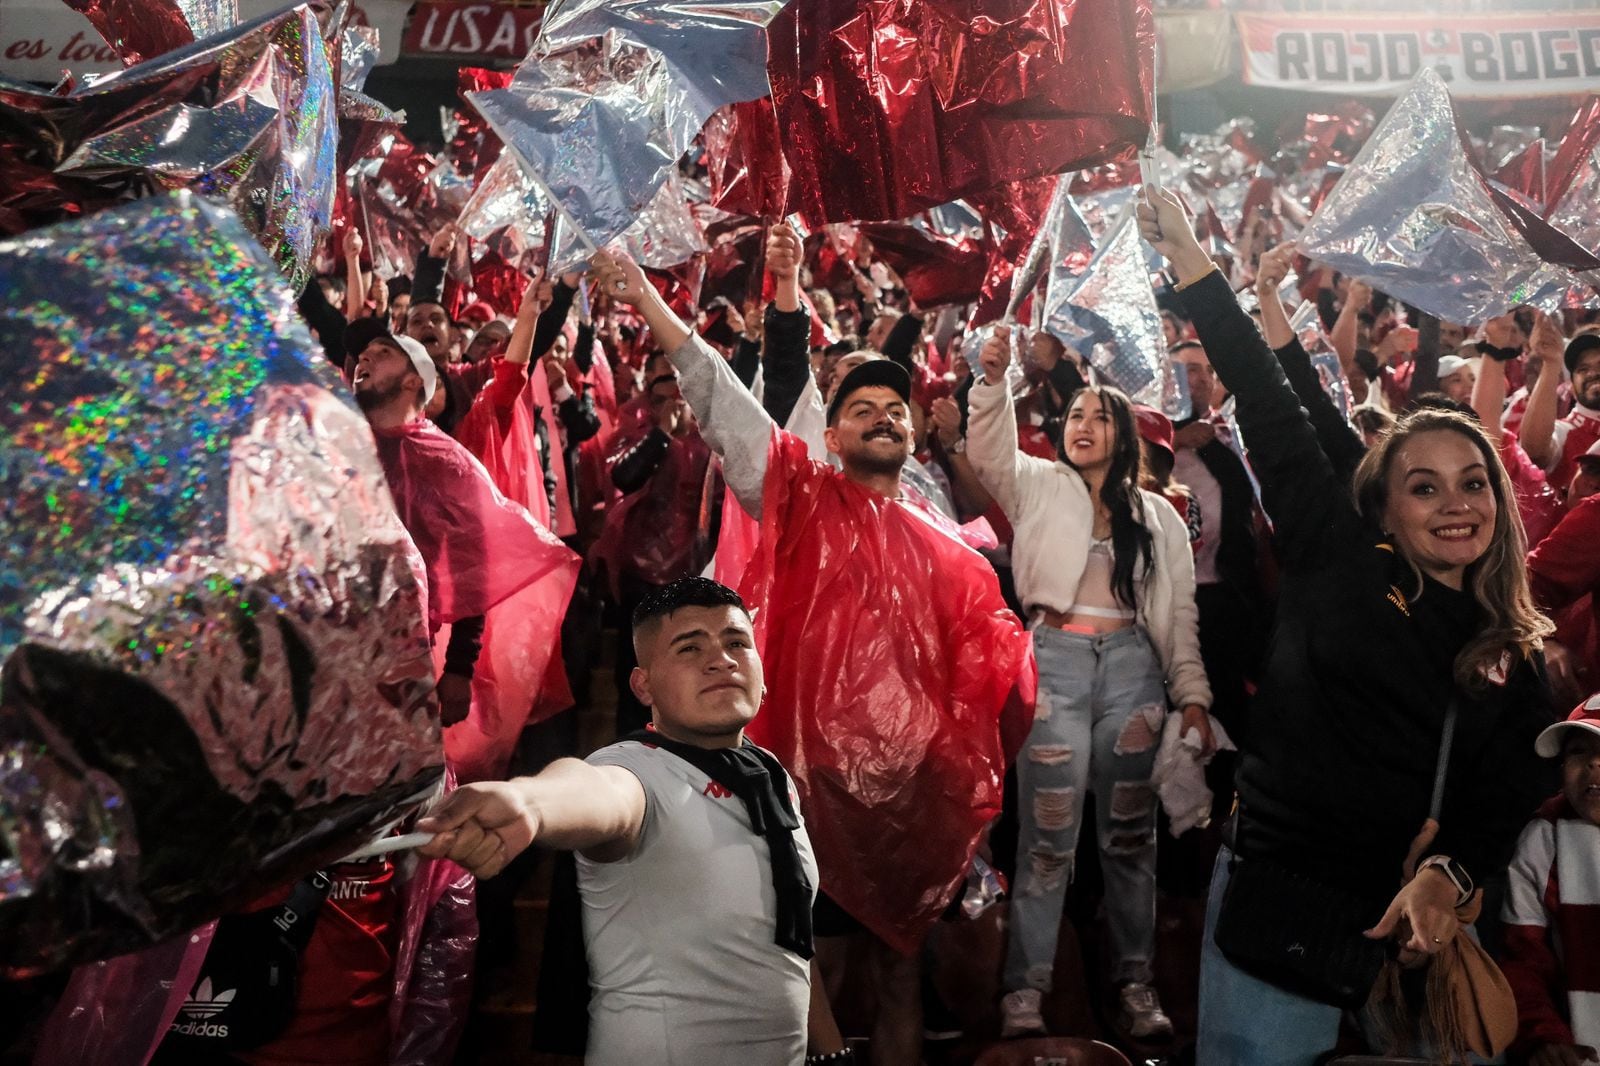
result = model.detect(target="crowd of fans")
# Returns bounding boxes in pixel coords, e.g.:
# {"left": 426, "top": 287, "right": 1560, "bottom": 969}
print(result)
{"left": 35, "top": 123, "right": 1600, "bottom": 1063}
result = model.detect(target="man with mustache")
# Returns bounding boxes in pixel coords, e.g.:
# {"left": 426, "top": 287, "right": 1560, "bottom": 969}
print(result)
{"left": 590, "top": 249, "right": 1033, "bottom": 1066}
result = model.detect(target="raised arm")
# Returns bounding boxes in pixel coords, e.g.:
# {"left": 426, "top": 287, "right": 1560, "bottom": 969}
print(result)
{"left": 1517, "top": 312, "right": 1567, "bottom": 471}
{"left": 1139, "top": 189, "right": 1361, "bottom": 569}
{"left": 417, "top": 758, "right": 648, "bottom": 877}
{"left": 759, "top": 223, "right": 815, "bottom": 426}
{"left": 1257, "top": 243, "right": 1366, "bottom": 484}
{"left": 412, "top": 226, "right": 457, "bottom": 306}
{"left": 591, "top": 249, "right": 775, "bottom": 518}
{"left": 880, "top": 310, "right": 924, "bottom": 371}
{"left": 343, "top": 229, "right": 368, "bottom": 322}
{"left": 963, "top": 327, "right": 1052, "bottom": 519}
{"left": 1329, "top": 277, "right": 1369, "bottom": 372}
{"left": 531, "top": 273, "right": 581, "bottom": 362}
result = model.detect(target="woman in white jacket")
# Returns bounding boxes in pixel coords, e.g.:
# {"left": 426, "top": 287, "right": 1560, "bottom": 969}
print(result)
{"left": 965, "top": 330, "right": 1213, "bottom": 1042}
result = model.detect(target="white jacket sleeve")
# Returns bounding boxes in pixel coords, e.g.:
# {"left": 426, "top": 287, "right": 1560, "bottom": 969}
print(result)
{"left": 1151, "top": 496, "right": 1212, "bottom": 711}
{"left": 964, "top": 377, "right": 1053, "bottom": 520}
{"left": 667, "top": 332, "right": 773, "bottom": 519}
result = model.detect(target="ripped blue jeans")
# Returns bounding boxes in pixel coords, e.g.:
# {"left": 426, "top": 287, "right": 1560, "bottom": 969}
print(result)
{"left": 1004, "top": 624, "right": 1167, "bottom": 991}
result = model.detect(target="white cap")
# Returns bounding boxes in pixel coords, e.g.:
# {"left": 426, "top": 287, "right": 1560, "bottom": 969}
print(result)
{"left": 389, "top": 335, "right": 437, "bottom": 403}
{"left": 1437, "top": 354, "right": 1470, "bottom": 379}
{"left": 1534, "top": 693, "right": 1600, "bottom": 758}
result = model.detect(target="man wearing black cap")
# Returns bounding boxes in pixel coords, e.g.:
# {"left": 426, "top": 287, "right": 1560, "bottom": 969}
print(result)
{"left": 1522, "top": 329, "right": 1600, "bottom": 498}
{"left": 589, "top": 250, "right": 1033, "bottom": 1066}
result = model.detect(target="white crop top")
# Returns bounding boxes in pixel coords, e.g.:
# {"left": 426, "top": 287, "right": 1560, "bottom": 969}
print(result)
{"left": 1065, "top": 537, "right": 1136, "bottom": 620}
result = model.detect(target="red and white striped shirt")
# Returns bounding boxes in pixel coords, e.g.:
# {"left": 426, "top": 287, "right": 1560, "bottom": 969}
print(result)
{"left": 1500, "top": 796, "right": 1600, "bottom": 1053}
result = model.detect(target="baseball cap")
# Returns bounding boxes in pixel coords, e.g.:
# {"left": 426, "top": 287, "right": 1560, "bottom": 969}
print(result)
{"left": 460, "top": 299, "right": 497, "bottom": 326}
{"left": 1436, "top": 354, "right": 1471, "bottom": 379}
{"left": 827, "top": 358, "right": 912, "bottom": 425}
{"left": 346, "top": 316, "right": 437, "bottom": 401}
{"left": 1133, "top": 405, "right": 1175, "bottom": 461}
{"left": 1565, "top": 333, "right": 1600, "bottom": 375}
{"left": 1534, "top": 694, "right": 1600, "bottom": 757}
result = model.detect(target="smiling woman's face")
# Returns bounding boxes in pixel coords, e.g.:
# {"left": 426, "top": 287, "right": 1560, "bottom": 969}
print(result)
{"left": 1063, "top": 390, "right": 1116, "bottom": 471}
{"left": 1381, "top": 428, "right": 1497, "bottom": 590}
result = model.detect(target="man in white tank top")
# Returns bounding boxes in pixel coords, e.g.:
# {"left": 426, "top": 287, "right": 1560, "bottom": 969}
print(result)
{"left": 418, "top": 578, "right": 828, "bottom": 1066}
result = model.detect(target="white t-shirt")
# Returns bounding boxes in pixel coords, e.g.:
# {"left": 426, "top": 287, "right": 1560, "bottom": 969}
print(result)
{"left": 1172, "top": 446, "right": 1224, "bottom": 586}
{"left": 578, "top": 740, "right": 818, "bottom": 1066}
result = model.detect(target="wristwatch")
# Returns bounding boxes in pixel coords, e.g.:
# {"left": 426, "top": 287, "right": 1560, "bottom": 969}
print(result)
{"left": 946, "top": 436, "right": 966, "bottom": 455}
{"left": 1474, "top": 340, "right": 1521, "bottom": 363}
{"left": 1418, "top": 855, "right": 1474, "bottom": 907}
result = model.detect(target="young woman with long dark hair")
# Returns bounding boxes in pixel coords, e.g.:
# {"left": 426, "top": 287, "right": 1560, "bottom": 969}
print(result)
{"left": 965, "top": 330, "right": 1213, "bottom": 1041}
{"left": 1138, "top": 188, "right": 1558, "bottom": 1064}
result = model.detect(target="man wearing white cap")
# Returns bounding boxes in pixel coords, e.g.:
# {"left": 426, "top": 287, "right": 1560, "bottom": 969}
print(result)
{"left": 1500, "top": 695, "right": 1600, "bottom": 1066}
{"left": 1435, "top": 353, "right": 1477, "bottom": 406}
{"left": 350, "top": 319, "right": 572, "bottom": 741}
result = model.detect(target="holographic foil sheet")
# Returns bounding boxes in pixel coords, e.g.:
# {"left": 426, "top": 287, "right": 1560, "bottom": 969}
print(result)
{"left": 1046, "top": 207, "right": 1186, "bottom": 420}
{"left": 1, "top": 4, "right": 336, "bottom": 293}
{"left": 0, "top": 191, "right": 441, "bottom": 975}
{"left": 1299, "top": 68, "right": 1577, "bottom": 323}
{"left": 60, "top": 0, "right": 238, "bottom": 66}
{"left": 536, "top": 0, "right": 784, "bottom": 127}
{"left": 467, "top": 33, "right": 695, "bottom": 257}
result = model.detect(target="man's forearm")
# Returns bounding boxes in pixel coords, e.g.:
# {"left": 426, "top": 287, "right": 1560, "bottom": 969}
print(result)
{"left": 1471, "top": 355, "right": 1508, "bottom": 442}
{"left": 664, "top": 331, "right": 775, "bottom": 518}
{"left": 1520, "top": 359, "right": 1561, "bottom": 469}
{"left": 518, "top": 759, "right": 642, "bottom": 853}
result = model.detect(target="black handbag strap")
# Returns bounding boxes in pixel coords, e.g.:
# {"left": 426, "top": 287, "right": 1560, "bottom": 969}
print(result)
{"left": 273, "top": 869, "right": 335, "bottom": 953}
{"left": 1427, "top": 696, "right": 1462, "bottom": 823}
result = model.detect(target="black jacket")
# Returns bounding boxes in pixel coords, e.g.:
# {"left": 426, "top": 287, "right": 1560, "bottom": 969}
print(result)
{"left": 1179, "top": 270, "right": 1558, "bottom": 904}
{"left": 757, "top": 305, "right": 817, "bottom": 427}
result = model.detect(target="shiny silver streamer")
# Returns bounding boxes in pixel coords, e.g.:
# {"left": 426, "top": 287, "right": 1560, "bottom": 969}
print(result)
{"left": 467, "top": 33, "right": 694, "bottom": 260}
{"left": 340, "top": 24, "right": 380, "bottom": 92}
{"left": 1047, "top": 208, "right": 1187, "bottom": 420}
{"left": 459, "top": 154, "right": 706, "bottom": 275}
{"left": 1299, "top": 68, "right": 1577, "bottom": 323}
{"left": 535, "top": 0, "right": 784, "bottom": 129}
{"left": 1015, "top": 182, "right": 1094, "bottom": 325}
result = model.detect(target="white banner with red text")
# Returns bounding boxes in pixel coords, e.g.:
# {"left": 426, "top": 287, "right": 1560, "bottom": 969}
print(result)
{"left": 1236, "top": 11, "right": 1600, "bottom": 98}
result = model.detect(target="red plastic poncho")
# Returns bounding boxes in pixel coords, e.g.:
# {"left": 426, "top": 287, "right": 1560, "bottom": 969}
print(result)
{"left": 449, "top": 364, "right": 582, "bottom": 762}
{"left": 741, "top": 430, "right": 1035, "bottom": 954}
{"left": 374, "top": 418, "right": 579, "bottom": 781}
{"left": 591, "top": 426, "right": 722, "bottom": 598}
{"left": 374, "top": 419, "right": 568, "bottom": 628}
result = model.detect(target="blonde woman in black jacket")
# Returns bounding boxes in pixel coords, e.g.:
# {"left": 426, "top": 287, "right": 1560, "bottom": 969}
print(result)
{"left": 1137, "top": 188, "right": 1558, "bottom": 1065}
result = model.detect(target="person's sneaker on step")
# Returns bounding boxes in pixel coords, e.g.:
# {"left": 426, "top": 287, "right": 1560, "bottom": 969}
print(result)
{"left": 1117, "top": 981, "right": 1173, "bottom": 1040}
{"left": 999, "top": 988, "right": 1046, "bottom": 1039}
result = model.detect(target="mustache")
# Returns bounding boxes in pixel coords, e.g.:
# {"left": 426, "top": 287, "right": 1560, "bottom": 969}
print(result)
{"left": 863, "top": 426, "right": 903, "bottom": 441}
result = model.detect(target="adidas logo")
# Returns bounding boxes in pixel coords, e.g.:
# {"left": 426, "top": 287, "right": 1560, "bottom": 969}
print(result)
{"left": 179, "top": 978, "right": 236, "bottom": 1020}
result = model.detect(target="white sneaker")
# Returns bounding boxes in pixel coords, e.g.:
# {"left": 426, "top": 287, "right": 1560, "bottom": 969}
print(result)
{"left": 1118, "top": 982, "right": 1173, "bottom": 1040}
{"left": 999, "top": 988, "right": 1047, "bottom": 1038}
